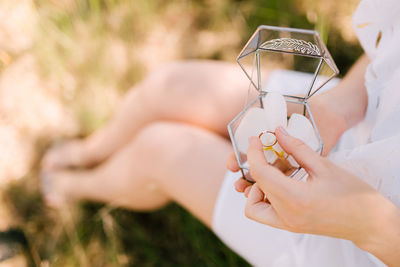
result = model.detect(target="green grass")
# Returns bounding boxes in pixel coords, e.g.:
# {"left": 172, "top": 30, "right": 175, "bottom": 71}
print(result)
{"left": 5, "top": 173, "right": 249, "bottom": 266}
{"left": 4, "top": 0, "right": 362, "bottom": 265}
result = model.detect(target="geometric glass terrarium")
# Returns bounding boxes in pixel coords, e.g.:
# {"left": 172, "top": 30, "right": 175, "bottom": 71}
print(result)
{"left": 228, "top": 25, "right": 339, "bottom": 182}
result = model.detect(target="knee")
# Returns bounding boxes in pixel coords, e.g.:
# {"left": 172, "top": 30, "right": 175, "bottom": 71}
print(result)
{"left": 132, "top": 122, "right": 195, "bottom": 167}
{"left": 131, "top": 122, "right": 198, "bottom": 186}
{"left": 139, "top": 62, "right": 200, "bottom": 112}
{"left": 141, "top": 62, "right": 184, "bottom": 94}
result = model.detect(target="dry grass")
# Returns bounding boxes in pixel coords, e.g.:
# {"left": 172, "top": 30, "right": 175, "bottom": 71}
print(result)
{"left": 0, "top": 0, "right": 362, "bottom": 266}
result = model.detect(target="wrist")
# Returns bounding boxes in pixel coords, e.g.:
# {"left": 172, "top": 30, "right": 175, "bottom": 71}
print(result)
{"left": 355, "top": 197, "right": 400, "bottom": 265}
{"left": 310, "top": 91, "right": 346, "bottom": 123}
{"left": 316, "top": 89, "right": 352, "bottom": 129}
{"left": 325, "top": 82, "right": 368, "bottom": 129}
{"left": 308, "top": 93, "right": 348, "bottom": 154}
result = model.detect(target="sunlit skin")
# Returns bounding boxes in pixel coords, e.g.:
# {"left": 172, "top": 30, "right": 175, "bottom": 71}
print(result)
{"left": 229, "top": 55, "right": 400, "bottom": 266}
{"left": 41, "top": 55, "right": 400, "bottom": 265}
{"left": 41, "top": 60, "right": 260, "bottom": 227}
{"left": 229, "top": 131, "right": 400, "bottom": 267}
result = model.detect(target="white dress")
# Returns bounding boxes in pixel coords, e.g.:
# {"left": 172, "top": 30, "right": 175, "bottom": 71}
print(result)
{"left": 212, "top": 0, "right": 400, "bottom": 266}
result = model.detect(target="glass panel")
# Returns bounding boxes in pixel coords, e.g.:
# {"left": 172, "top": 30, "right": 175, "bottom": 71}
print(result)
{"left": 258, "top": 31, "right": 320, "bottom": 56}
{"left": 308, "top": 57, "right": 337, "bottom": 97}
{"left": 237, "top": 25, "right": 338, "bottom": 99}
{"left": 237, "top": 52, "right": 258, "bottom": 92}
{"left": 257, "top": 51, "right": 320, "bottom": 97}
{"left": 231, "top": 25, "right": 338, "bottom": 182}
{"left": 228, "top": 94, "right": 323, "bottom": 182}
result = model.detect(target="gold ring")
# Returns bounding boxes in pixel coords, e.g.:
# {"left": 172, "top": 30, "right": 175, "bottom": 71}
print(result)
{"left": 258, "top": 131, "right": 277, "bottom": 147}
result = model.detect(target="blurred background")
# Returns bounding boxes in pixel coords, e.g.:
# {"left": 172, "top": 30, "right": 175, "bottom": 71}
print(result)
{"left": 0, "top": 0, "right": 362, "bottom": 266}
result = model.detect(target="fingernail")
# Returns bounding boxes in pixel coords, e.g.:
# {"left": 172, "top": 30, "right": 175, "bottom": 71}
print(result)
{"left": 244, "top": 186, "right": 251, "bottom": 197}
{"left": 278, "top": 126, "right": 288, "bottom": 136}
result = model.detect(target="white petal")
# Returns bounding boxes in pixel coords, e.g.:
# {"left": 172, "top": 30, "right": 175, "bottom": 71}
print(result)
{"left": 287, "top": 113, "right": 311, "bottom": 141}
{"left": 234, "top": 107, "right": 267, "bottom": 153}
{"left": 308, "top": 134, "right": 320, "bottom": 152}
{"left": 286, "top": 113, "right": 319, "bottom": 168}
{"left": 287, "top": 113, "right": 319, "bottom": 151}
{"left": 287, "top": 113, "right": 319, "bottom": 168}
{"left": 262, "top": 92, "right": 287, "bottom": 131}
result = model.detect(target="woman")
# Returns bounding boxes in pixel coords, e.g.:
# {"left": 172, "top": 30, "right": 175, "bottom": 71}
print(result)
{"left": 41, "top": 0, "right": 400, "bottom": 265}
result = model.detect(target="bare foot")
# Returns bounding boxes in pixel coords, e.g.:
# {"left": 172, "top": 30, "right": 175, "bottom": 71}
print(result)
{"left": 41, "top": 140, "right": 98, "bottom": 171}
{"left": 40, "top": 170, "right": 77, "bottom": 208}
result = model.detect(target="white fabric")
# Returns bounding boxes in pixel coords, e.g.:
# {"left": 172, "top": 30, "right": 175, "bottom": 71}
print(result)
{"left": 334, "top": 0, "right": 400, "bottom": 209}
{"left": 262, "top": 69, "right": 339, "bottom": 96}
{"left": 212, "top": 0, "right": 400, "bottom": 266}
{"left": 213, "top": 171, "right": 383, "bottom": 267}
{"left": 213, "top": 69, "right": 383, "bottom": 267}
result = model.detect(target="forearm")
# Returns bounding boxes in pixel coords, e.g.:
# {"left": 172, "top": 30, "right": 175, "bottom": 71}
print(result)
{"left": 356, "top": 197, "right": 400, "bottom": 267}
{"left": 285, "top": 55, "right": 369, "bottom": 154}
{"left": 313, "top": 55, "right": 400, "bottom": 265}
{"left": 317, "top": 54, "right": 369, "bottom": 129}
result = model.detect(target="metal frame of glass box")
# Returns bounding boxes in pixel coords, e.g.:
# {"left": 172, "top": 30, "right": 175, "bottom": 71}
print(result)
{"left": 228, "top": 25, "right": 339, "bottom": 182}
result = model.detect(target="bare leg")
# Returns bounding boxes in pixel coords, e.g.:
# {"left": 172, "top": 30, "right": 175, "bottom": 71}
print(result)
{"left": 42, "top": 122, "right": 232, "bottom": 227}
{"left": 42, "top": 60, "right": 257, "bottom": 170}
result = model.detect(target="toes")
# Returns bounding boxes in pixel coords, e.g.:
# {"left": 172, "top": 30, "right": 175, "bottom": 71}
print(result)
{"left": 39, "top": 170, "right": 69, "bottom": 208}
{"left": 39, "top": 170, "right": 51, "bottom": 196}
{"left": 41, "top": 140, "right": 86, "bottom": 171}
{"left": 41, "top": 148, "right": 64, "bottom": 171}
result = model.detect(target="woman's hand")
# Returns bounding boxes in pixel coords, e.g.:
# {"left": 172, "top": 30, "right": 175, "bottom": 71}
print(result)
{"left": 229, "top": 54, "right": 371, "bottom": 193}
{"left": 240, "top": 127, "right": 400, "bottom": 266}
{"left": 227, "top": 90, "right": 349, "bottom": 195}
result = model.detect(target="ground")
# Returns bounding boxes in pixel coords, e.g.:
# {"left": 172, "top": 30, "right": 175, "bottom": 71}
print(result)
{"left": 0, "top": 0, "right": 361, "bottom": 266}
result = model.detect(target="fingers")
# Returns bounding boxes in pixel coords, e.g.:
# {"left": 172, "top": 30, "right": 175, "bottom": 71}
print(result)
{"left": 275, "top": 126, "right": 323, "bottom": 174}
{"left": 246, "top": 137, "right": 269, "bottom": 169}
{"left": 244, "top": 184, "right": 284, "bottom": 229}
{"left": 226, "top": 151, "right": 247, "bottom": 172}
{"left": 234, "top": 178, "right": 252, "bottom": 192}
{"left": 229, "top": 151, "right": 252, "bottom": 196}
{"left": 244, "top": 185, "right": 252, "bottom": 197}
{"left": 247, "top": 137, "right": 295, "bottom": 195}
{"left": 226, "top": 152, "right": 239, "bottom": 172}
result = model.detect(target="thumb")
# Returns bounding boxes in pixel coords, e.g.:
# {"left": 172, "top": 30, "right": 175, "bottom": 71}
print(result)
{"left": 275, "top": 126, "right": 323, "bottom": 173}
{"left": 247, "top": 136, "right": 297, "bottom": 196}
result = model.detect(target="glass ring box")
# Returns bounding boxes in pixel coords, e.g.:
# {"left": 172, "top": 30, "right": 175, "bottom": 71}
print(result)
{"left": 228, "top": 25, "right": 339, "bottom": 182}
